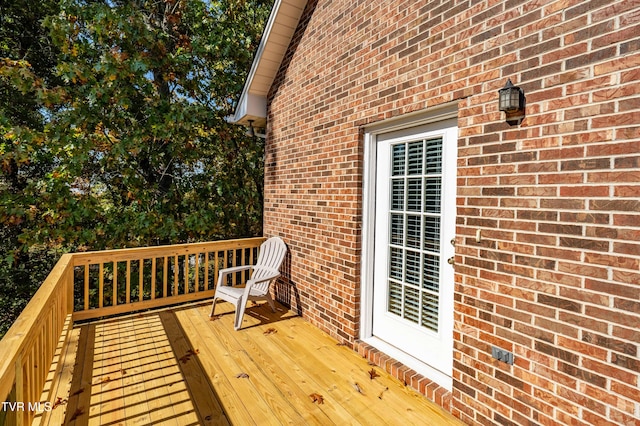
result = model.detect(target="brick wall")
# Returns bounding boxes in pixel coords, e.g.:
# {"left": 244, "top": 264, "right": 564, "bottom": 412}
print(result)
{"left": 264, "top": 0, "right": 640, "bottom": 424}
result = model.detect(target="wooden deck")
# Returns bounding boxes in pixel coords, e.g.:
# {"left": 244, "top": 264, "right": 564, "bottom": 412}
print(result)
{"left": 35, "top": 301, "right": 463, "bottom": 425}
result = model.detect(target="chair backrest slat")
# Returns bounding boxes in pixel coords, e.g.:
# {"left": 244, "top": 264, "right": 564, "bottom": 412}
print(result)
{"left": 251, "top": 237, "right": 287, "bottom": 293}
{"left": 254, "top": 237, "right": 287, "bottom": 271}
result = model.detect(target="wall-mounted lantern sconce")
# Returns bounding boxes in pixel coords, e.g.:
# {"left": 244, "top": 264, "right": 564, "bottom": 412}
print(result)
{"left": 246, "top": 120, "right": 266, "bottom": 139}
{"left": 498, "top": 78, "right": 525, "bottom": 126}
{"left": 246, "top": 120, "right": 256, "bottom": 137}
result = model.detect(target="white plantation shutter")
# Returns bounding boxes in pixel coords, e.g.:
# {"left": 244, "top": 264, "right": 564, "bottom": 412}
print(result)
{"left": 387, "top": 137, "right": 443, "bottom": 332}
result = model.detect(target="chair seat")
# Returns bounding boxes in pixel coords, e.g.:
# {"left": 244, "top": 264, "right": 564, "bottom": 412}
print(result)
{"left": 216, "top": 285, "right": 266, "bottom": 299}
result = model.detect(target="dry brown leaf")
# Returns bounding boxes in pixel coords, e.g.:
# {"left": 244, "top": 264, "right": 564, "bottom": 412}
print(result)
{"left": 368, "top": 368, "right": 380, "bottom": 380}
{"left": 309, "top": 393, "right": 324, "bottom": 404}
{"left": 52, "top": 397, "right": 68, "bottom": 409}
{"left": 120, "top": 369, "right": 127, "bottom": 375}
{"left": 100, "top": 376, "right": 112, "bottom": 384}
{"left": 235, "top": 372, "right": 250, "bottom": 379}
{"left": 209, "top": 315, "right": 221, "bottom": 321}
{"left": 336, "top": 343, "right": 348, "bottom": 347}
{"left": 263, "top": 328, "right": 277, "bottom": 335}
{"left": 180, "top": 349, "right": 200, "bottom": 364}
{"left": 378, "top": 387, "right": 389, "bottom": 400}
{"left": 352, "top": 382, "right": 364, "bottom": 395}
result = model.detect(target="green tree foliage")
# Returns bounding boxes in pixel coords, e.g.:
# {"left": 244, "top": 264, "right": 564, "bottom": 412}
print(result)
{"left": 0, "top": 0, "right": 272, "bottom": 336}
{"left": 1, "top": 0, "right": 64, "bottom": 337}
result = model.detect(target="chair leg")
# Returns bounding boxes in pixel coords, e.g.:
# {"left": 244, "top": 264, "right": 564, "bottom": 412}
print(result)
{"left": 234, "top": 298, "right": 247, "bottom": 330}
{"left": 210, "top": 297, "right": 218, "bottom": 317}
{"left": 265, "top": 293, "right": 276, "bottom": 312}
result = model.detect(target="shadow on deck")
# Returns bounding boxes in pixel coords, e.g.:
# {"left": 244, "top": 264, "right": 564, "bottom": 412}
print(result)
{"left": 37, "top": 301, "right": 463, "bottom": 425}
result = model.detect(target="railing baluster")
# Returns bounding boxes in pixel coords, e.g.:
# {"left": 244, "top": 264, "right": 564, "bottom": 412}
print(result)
{"left": 126, "top": 260, "right": 131, "bottom": 304}
{"left": 113, "top": 261, "right": 118, "bottom": 306}
{"left": 214, "top": 251, "right": 219, "bottom": 289}
{"left": 184, "top": 255, "right": 189, "bottom": 294}
{"left": 151, "top": 258, "right": 157, "bottom": 300}
{"left": 204, "top": 253, "right": 210, "bottom": 291}
{"left": 84, "top": 265, "right": 89, "bottom": 311}
{"left": 15, "top": 354, "right": 23, "bottom": 425}
{"left": 194, "top": 254, "right": 200, "bottom": 293}
{"left": 139, "top": 259, "right": 144, "bottom": 302}
{"left": 233, "top": 248, "right": 238, "bottom": 286}
{"left": 99, "top": 263, "right": 104, "bottom": 308}
{"left": 173, "top": 255, "right": 178, "bottom": 296}
{"left": 163, "top": 256, "right": 168, "bottom": 298}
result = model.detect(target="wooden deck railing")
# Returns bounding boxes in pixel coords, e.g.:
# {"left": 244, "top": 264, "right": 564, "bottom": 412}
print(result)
{"left": 0, "top": 254, "right": 74, "bottom": 426}
{"left": 70, "top": 237, "right": 264, "bottom": 321}
{"left": 0, "top": 237, "right": 265, "bottom": 425}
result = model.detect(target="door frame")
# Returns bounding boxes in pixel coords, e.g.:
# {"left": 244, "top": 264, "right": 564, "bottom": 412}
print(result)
{"left": 360, "top": 102, "right": 458, "bottom": 390}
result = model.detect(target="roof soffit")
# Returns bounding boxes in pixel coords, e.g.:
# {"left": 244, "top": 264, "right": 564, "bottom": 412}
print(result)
{"left": 232, "top": 0, "right": 308, "bottom": 126}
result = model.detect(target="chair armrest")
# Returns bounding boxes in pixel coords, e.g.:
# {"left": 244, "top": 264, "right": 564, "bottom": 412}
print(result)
{"left": 218, "top": 265, "right": 254, "bottom": 275}
{"left": 217, "top": 265, "right": 254, "bottom": 286}
{"left": 247, "top": 270, "right": 281, "bottom": 286}
{"left": 244, "top": 270, "right": 281, "bottom": 297}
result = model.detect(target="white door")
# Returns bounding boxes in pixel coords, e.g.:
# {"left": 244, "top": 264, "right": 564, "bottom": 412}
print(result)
{"left": 372, "top": 119, "right": 457, "bottom": 381}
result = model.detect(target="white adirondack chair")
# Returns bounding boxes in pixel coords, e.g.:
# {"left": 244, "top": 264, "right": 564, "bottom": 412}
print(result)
{"left": 210, "top": 237, "right": 287, "bottom": 330}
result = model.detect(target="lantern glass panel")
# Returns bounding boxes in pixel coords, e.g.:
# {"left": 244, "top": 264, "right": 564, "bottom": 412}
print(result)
{"left": 499, "top": 87, "right": 520, "bottom": 112}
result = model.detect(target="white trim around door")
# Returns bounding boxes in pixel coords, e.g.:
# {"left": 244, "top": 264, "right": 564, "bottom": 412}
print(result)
{"left": 360, "top": 104, "right": 458, "bottom": 390}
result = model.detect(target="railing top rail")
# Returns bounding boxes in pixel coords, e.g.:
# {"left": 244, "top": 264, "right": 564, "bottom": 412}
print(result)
{"left": 70, "top": 237, "right": 266, "bottom": 264}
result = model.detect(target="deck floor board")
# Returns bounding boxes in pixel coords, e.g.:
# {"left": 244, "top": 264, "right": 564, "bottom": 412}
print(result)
{"left": 44, "top": 301, "right": 463, "bottom": 425}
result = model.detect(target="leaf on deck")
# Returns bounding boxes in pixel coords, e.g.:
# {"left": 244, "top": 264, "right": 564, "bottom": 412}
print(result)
{"left": 352, "top": 382, "right": 365, "bottom": 395}
{"left": 263, "top": 328, "right": 277, "bottom": 335}
{"left": 179, "top": 348, "right": 200, "bottom": 364}
{"left": 368, "top": 368, "right": 380, "bottom": 380}
{"left": 235, "top": 372, "right": 250, "bottom": 379}
{"left": 378, "top": 387, "right": 389, "bottom": 400}
{"left": 209, "top": 315, "right": 221, "bottom": 321}
{"left": 309, "top": 393, "right": 324, "bottom": 404}
{"left": 52, "top": 397, "right": 68, "bottom": 409}
{"left": 99, "top": 376, "right": 112, "bottom": 384}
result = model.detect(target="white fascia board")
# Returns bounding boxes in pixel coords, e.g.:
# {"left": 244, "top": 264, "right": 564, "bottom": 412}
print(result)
{"left": 231, "top": 0, "right": 308, "bottom": 127}
{"left": 232, "top": 93, "right": 267, "bottom": 126}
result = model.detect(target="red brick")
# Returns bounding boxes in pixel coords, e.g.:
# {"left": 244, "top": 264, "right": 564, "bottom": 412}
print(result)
{"left": 264, "top": 1, "right": 640, "bottom": 425}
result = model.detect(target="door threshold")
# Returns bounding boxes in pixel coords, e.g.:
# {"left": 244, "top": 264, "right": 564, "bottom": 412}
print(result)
{"left": 362, "top": 336, "right": 452, "bottom": 391}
